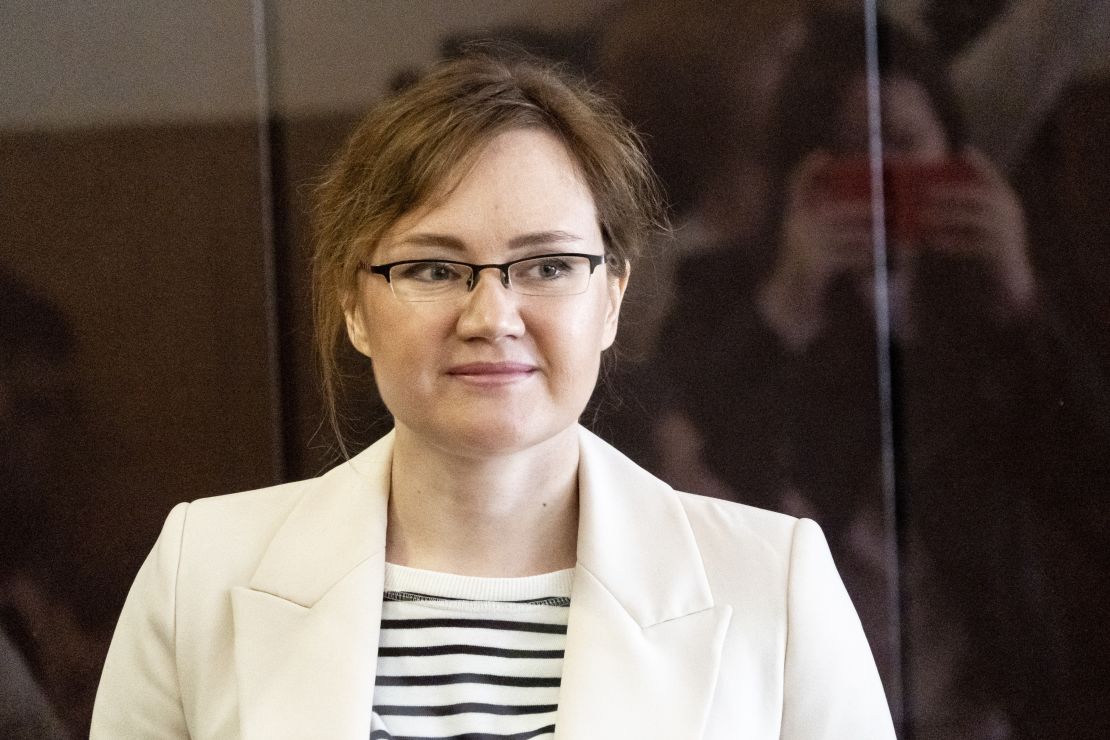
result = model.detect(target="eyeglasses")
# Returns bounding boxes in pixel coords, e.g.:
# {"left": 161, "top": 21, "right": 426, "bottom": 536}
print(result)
{"left": 364, "top": 252, "right": 606, "bottom": 302}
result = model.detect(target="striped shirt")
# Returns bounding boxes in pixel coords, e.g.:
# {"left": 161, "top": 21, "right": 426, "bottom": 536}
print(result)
{"left": 370, "top": 563, "right": 573, "bottom": 740}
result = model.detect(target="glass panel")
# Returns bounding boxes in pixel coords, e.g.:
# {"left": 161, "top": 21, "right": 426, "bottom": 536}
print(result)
{"left": 0, "top": 3, "right": 277, "bottom": 735}
{"left": 11, "top": 1, "right": 1098, "bottom": 735}
{"left": 882, "top": 1, "right": 1110, "bottom": 737}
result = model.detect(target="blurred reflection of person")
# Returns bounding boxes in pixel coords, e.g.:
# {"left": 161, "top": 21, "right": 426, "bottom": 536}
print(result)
{"left": 656, "top": 9, "right": 1040, "bottom": 502}
{"left": 0, "top": 268, "right": 89, "bottom": 739}
{"left": 654, "top": 11, "right": 1109, "bottom": 738}
{"left": 756, "top": 37, "right": 1036, "bottom": 350}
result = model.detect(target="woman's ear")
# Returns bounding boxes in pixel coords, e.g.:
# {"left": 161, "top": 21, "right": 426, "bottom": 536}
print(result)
{"left": 601, "top": 260, "right": 631, "bottom": 350}
{"left": 343, "top": 293, "right": 374, "bottom": 359}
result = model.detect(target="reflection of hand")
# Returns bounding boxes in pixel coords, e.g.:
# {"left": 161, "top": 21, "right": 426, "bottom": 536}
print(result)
{"left": 759, "top": 151, "right": 873, "bottom": 349}
{"left": 919, "top": 148, "right": 1036, "bottom": 314}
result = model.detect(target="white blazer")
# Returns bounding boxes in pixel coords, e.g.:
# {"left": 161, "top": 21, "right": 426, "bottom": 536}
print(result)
{"left": 92, "top": 426, "right": 895, "bottom": 739}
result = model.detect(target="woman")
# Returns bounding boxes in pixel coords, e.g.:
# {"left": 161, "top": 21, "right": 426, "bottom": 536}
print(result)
{"left": 91, "top": 53, "right": 894, "bottom": 739}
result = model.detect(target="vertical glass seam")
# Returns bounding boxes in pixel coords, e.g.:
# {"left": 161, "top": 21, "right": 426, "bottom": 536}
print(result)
{"left": 864, "top": 0, "right": 907, "bottom": 732}
{"left": 251, "top": 0, "right": 287, "bottom": 482}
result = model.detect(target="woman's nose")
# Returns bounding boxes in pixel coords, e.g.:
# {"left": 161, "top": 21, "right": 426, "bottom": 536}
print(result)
{"left": 455, "top": 269, "right": 526, "bottom": 340}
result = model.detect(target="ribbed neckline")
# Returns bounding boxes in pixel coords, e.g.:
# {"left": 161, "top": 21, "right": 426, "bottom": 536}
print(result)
{"left": 384, "top": 562, "right": 574, "bottom": 602}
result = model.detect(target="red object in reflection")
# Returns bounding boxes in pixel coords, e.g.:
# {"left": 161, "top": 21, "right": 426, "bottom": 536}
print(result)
{"left": 814, "top": 155, "right": 979, "bottom": 244}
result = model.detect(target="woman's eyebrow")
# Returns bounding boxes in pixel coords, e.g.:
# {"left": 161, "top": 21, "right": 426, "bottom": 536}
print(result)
{"left": 392, "top": 233, "right": 467, "bottom": 251}
{"left": 507, "top": 230, "right": 583, "bottom": 249}
{"left": 392, "top": 230, "right": 584, "bottom": 253}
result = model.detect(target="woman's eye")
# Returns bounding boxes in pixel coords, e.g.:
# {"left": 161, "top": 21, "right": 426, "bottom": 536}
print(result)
{"left": 399, "top": 262, "right": 465, "bottom": 282}
{"left": 527, "top": 258, "right": 574, "bottom": 280}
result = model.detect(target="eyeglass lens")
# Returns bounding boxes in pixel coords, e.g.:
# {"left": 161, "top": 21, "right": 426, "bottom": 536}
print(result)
{"left": 389, "top": 254, "right": 597, "bottom": 301}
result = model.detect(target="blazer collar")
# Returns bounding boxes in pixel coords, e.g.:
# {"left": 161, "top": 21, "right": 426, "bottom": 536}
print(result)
{"left": 246, "top": 434, "right": 392, "bottom": 606}
{"left": 231, "top": 433, "right": 393, "bottom": 739}
{"left": 232, "top": 427, "right": 727, "bottom": 739}
{"left": 574, "top": 425, "right": 714, "bottom": 625}
{"left": 555, "top": 428, "right": 729, "bottom": 739}
{"left": 244, "top": 425, "right": 713, "bottom": 620}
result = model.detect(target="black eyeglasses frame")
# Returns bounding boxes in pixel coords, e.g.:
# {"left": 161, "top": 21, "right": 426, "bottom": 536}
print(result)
{"left": 363, "top": 252, "right": 606, "bottom": 295}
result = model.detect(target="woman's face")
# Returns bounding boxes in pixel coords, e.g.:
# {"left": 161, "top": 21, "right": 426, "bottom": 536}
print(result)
{"left": 344, "top": 127, "right": 627, "bottom": 458}
{"left": 831, "top": 73, "right": 949, "bottom": 158}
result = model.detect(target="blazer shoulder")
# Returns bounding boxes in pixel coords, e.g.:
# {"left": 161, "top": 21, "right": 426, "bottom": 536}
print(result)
{"left": 186, "top": 477, "right": 308, "bottom": 526}
{"left": 182, "top": 436, "right": 392, "bottom": 532}
{"left": 674, "top": 490, "right": 800, "bottom": 557}
{"left": 169, "top": 478, "right": 315, "bottom": 590}
{"left": 672, "top": 492, "right": 830, "bottom": 611}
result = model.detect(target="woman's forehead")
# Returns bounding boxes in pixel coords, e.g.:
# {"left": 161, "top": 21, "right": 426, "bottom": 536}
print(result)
{"left": 374, "top": 129, "right": 600, "bottom": 258}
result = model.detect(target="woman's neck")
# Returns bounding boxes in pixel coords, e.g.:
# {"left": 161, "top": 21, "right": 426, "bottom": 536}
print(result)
{"left": 384, "top": 424, "right": 580, "bottom": 577}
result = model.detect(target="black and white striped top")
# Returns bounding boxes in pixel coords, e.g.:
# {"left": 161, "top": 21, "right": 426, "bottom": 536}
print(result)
{"left": 370, "top": 563, "right": 573, "bottom": 740}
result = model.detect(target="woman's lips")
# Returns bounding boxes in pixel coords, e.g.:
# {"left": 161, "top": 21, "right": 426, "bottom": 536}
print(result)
{"left": 446, "top": 362, "right": 538, "bottom": 385}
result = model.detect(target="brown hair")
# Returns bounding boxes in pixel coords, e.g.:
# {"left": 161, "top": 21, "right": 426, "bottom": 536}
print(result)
{"left": 312, "top": 51, "right": 667, "bottom": 454}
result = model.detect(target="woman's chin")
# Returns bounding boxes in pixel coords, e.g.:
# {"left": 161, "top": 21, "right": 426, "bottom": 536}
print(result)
{"left": 401, "top": 414, "right": 577, "bottom": 459}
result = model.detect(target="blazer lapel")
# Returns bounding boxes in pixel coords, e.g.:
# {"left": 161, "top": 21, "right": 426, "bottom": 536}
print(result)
{"left": 554, "top": 428, "right": 732, "bottom": 739}
{"left": 231, "top": 433, "right": 394, "bottom": 740}
{"left": 228, "top": 426, "right": 729, "bottom": 738}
